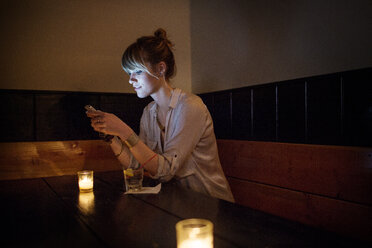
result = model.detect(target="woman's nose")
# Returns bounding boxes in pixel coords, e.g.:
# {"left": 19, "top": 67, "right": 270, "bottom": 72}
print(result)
{"left": 129, "top": 74, "right": 136, "bottom": 84}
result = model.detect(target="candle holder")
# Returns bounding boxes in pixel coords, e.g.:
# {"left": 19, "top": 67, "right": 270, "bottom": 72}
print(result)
{"left": 176, "top": 218, "right": 213, "bottom": 248}
{"left": 77, "top": 170, "right": 94, "bottom": 193}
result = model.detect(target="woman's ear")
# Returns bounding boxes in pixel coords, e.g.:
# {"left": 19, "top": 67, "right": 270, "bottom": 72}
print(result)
{"left": 157, "top": 61, "right": 167, "bottom": 77}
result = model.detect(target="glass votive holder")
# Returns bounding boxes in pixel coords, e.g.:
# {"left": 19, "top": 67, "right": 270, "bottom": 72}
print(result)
{"left": 176, "top": 218, "right": 213, "bottom": 248}
{"left": 77, "top": 170, "right": 94, "bottom": 193}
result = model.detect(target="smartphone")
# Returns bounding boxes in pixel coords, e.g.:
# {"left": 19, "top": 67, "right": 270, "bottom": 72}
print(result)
{"left": 85, "top": 105, "right": 114, "bottom": 142}
{"left": 84, "top": 105, "right": 97, "bottom": 111}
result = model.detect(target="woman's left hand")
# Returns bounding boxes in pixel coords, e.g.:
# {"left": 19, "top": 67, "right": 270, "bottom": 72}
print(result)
{"left": 86, "top": 110, "right": 133, "bottom": 139}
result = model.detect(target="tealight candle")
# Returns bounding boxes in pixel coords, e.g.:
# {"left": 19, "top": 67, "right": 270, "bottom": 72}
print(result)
{"left": 77, "top": 170, "right": 94, "bottom": 192}
{"left": 176, "top": 219, "right": 213, "bottom": 248}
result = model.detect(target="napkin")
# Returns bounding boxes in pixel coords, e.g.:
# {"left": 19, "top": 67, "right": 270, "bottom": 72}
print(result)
{"left": 125, "top": 183, "right": 161, "bottom": 194}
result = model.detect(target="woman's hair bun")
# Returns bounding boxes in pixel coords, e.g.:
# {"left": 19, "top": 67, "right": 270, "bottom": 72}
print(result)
{"left": 154, "top": 28, "right": 173, "bottom": 47}
{"left": 154, "top": 28, "right": 167, "bottom": 40}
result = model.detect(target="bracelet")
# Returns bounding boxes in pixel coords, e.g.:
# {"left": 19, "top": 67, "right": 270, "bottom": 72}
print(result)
{"left": 124, "top": 133, "right": 139, "bottom": 149}
{"left": 115, "top": 140, "right": 124, "bottom": 157}
{"left": 141, "top": 154, "right": 158, "bottom": 168}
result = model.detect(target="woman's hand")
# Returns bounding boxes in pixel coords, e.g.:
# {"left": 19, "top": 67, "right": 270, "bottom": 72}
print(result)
{"left": 86, "top": 110, "right": 133, "bottom": 139}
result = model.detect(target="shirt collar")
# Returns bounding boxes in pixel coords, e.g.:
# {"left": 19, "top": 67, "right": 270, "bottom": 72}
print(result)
{"left": 168, "top": 88, "right": 181, "bottom": 109}
{"left": 150, "top": 88, "right": 182, "bottom": 114}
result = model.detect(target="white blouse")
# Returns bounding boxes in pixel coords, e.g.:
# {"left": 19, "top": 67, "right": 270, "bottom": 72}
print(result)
{"left": 130, "top": 88, "right": 234, "bottom": 202}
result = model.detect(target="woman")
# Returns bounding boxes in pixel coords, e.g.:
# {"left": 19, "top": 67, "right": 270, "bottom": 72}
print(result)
{"left": 86, "top": 28, "right": 234, "bottom": 202}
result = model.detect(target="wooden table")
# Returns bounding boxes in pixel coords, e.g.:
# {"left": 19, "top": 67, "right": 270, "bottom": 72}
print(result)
{"left": 0, "top": 171, "right": 369, "bottom": 247}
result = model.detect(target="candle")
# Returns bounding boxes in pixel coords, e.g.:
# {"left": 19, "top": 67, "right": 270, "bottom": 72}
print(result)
{"left": 77, "top": 170, "right": 94, "bottom": 192}
{"left": 178, "top": 238, "right": 213, "bottom": 248}
{"left": 176, "top": 219, "right": 213, "bottom": 248}
{"left": 79, "top": 177, "right": 93, "bottom": 190}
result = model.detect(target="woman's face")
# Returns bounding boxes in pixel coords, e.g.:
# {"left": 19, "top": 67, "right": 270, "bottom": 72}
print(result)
{"left": 128, "top": 68, "right": 160, "bottom": 98}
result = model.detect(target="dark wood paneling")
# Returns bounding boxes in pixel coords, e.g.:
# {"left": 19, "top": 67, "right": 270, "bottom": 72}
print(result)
{"left": 1, "top": 67, "right": 371, "bottom": 145}
{"left": 100, "top": 94, "right": 131, "bottom": 134}
{"left": 200, "top": 68, "right": 371, "bottom": 147}
{"left": 35, "top": 93, "right": 100, "bottom": 141}
{"left": 231, "top": 88, "right": 252, "bottom": 139}
{"left": 213, "top": 92, "right": 232, "bottom": 139}
{"left": 307, "top": 75, "right": 342, "bottom": 145}
{"left": 343, "top": 68, "right": 372, "bottom": 147}
{"left": 199, "top": 93, "right": 214, "bottom": 113}
{"left": 0, "top": 90, "right": 150, "bottom": 142}
{"left": 0, "top": 92, "right": 34, "bottom": 141}
{"left": 277, "top": 80, "right": 306, "bottom": 143}
{"left": 252, "top": 84, "right": 276, "bottom": 141}
{"left": 227, "top": 177, "right": 372, "bottom": 244}
{"left": 125, "top": 95, "right": 152, "bottom": 134}
{"left": 100, "top": 94, "right": 129, "bottom": 114}
{"left": 199, "top": 93, "right": 215, "bottom": 123}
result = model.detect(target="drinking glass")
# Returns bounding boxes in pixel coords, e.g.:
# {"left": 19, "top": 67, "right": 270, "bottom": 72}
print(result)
{"left": 123, "top": 167, "right": 143, "bottom": 192}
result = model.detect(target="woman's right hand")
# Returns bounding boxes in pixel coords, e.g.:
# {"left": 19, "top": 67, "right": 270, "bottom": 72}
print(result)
{"left": 86, "top": 109, "right": 134, "bottom": 139}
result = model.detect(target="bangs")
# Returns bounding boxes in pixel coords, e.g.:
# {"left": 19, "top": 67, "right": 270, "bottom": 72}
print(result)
{"left": 121, "top": 43, "right": 149, "bottom": 75}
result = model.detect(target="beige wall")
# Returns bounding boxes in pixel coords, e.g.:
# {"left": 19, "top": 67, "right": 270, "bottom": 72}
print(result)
{"left": 2, "top": 0, "right": 372, "bottom": 95}
{"left": 190, "top": 0, "right": 372, "bottom": 93}
{"left": 0, "top": 0, "right": 191, "bottom": 93}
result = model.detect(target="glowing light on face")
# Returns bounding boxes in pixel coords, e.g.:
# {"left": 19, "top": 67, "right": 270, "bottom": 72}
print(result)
{"left": 127, "top": 66, "right": 162, "bottom": 98}
{"left": 128, "top": 67, "right": 159, "bottom": 80}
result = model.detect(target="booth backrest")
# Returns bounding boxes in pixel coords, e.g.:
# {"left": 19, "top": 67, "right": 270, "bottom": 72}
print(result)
{"left": 0, "top": 140, "right": 122, "bottom": 180}
{"left": 217, "top": 140, "right": 372, "bottom": 243}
